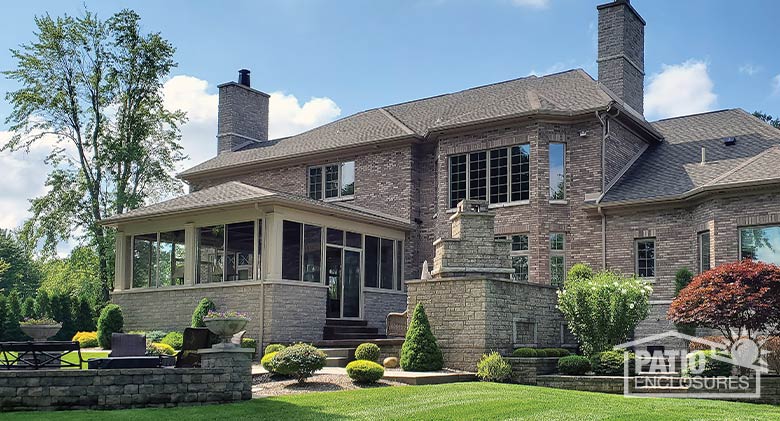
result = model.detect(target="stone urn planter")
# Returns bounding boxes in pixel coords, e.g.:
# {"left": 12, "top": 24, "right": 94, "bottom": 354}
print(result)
{"left": 20, "top": 323, "right": 62, "bottom": 342}
{"left": 203, "top": 317, "right": 248, "bottom": 349}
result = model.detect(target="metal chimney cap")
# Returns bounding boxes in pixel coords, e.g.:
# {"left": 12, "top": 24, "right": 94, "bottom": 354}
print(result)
{"left": 238, "top": 69, "right": 251, "bottom": 87}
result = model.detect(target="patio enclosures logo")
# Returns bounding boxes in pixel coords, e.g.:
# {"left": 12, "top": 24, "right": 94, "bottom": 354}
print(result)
{"left": 617, "top": 331, "right": 767, "bottom": 399}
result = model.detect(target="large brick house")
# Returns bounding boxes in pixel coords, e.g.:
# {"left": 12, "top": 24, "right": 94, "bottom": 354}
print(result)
{"left": 105, "top": 0, "right": 780, "bottom": 356}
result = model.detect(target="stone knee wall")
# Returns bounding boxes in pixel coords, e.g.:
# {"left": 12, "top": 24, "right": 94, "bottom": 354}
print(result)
{"left": 262, "top": 282, "right": 327, "bottom": 345}
{"left": 364, "top": 290, "right": 407, "bottom": 334}
{"left": 112, "top": 283, "right": 264, "bottom": 341}
{"left": 0, "top": 350, "right": 252, "bottom": 412}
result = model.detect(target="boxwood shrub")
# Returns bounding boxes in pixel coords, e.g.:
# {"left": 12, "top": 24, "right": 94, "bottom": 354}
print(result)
{"left": 147, "top": 342, "right": 176, "bottom": 356}
{"left": 191, "top": 297, "right": 216, "bottom": 328}
{"left": 558, "top": 355, "right": 591, "bottom": 375}
{"left": 262, "top": 351, "right": 279, "bottom": 373}
{"left": 592, "top": 350, "right": 635, "bottom": 375}
{"left": 264, "top": 343, "right": 286, "bottom": 355}
{"left": 346, "top": 360, "right": 385, "bottom": 383}
{"left": 97, "top": 304, "right": 124, "bottom": 349}
{"left": 512, "top": 347, "right": 537, "bottom": 357}
{"left": 72, "top": 331, "right": 99, "bottom": 348}
{"left": 271, "top": 343, "right": 327, "bottom": 383}
{"left": 684, "top": 350, "right": 733, "bottom": 377}
{"left": 161, "top": 331, "right": 184, "bottom": 350}
{"left": 355, "top": 343, "right": 381, "bottom": 361}
{"left": 476, "top": 352, "right": 512, "bottom": 383}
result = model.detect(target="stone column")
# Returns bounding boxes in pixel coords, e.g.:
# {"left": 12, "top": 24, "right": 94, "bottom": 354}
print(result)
{"left": 198, "top": 348, "right": 254, "bottom": 401}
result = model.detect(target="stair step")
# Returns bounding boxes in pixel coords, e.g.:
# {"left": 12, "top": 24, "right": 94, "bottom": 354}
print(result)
{"left": 325, "top": 357, "right": 350, "bottom": 367}
{"left": 324, "top": 326, "right": 379, "bottom": 335}
{"left": 320, "top": 348, "right": 355, "bottom": 358}
{"left": 326, "top": 333, "right": 387, "bottom": 340}
{"left": 325, "top": 319, "right": 368, "bottom": 327}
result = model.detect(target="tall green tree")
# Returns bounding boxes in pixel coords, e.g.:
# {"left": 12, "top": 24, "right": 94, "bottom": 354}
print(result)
{"left": 5, "top": 290, "right": 26, "bottom": 340}
{"left": 38, "top": 246, "right": 102, "bottom": 305}
{"left": 753, "top": 111, "right": 780, "bottom": 129}
{"left": 0, "top": 229, "right": 40, "bottom": 295}
{"left": 2, "top": 10, "right": 186, "bottom": 304}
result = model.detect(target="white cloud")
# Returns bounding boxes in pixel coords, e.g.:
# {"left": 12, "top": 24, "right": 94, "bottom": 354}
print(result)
{"left": 739, "top": 64, "right": 762, "bottom": 76}
{"left": 527, "top": 62, "right": 568, "bottom": 77}
{"left": 161, "top": 75, "right": 341, "bottom": 172}
{"left": 772, "top": 74, "right": 780, "bottom": 96}
{"left": 644, "top": 60, "right": 718, "bottom": 120}
{"left": 510, "top": 0, "right": 550, "bottom": 8}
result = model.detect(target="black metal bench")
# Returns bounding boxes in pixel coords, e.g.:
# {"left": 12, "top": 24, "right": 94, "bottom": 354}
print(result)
{"left": 0, "top": 341, "right": 84, "bottom": 370}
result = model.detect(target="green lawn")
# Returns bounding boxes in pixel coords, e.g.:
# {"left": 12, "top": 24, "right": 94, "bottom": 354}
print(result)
{"left": 4, "top": 382, "right": 780, "bottom": 420}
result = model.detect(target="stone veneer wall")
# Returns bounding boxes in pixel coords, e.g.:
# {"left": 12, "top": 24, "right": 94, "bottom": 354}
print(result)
{"left": 363, "top": 290, "right": 407, "bottom": 335}
{"left": 261, "top": 282, "right": 327, "bottom": 344}
{"left": 407, "top": 277, "right": 566, "bottom": 371}
{"left": 0, "top": 350, "right": 252, "bottom": 412}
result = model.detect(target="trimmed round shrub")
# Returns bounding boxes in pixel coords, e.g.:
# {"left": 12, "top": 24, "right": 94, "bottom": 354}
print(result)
{"left": 191, "top": 297, "right": 216, "bottom": 328}
{"left": 346, "top": 360, "right": 385, "bottom": 383}
{"left": 144, "top": 330, "right": 167, "bottom": 343}
{"left": 534, "top": 349, "right": 549, "bottom": 357}
{"left": 476, "top": 352, "right": 512, "bottom": 383}
{"left": 271, "top": 343, "right": 327, "bottom": 384}
{"left": 685, "top": 350, "right": 733, "bottom": 377}
{"left": 72, "top": 331, "right": 99, "bottom": 348}
{"left": 242, "top": 337, "right": 257, "bottom": 353}
{"left": 512, "top": 347, "right": 537, "bottom": 357}
{"left": 558, "top": 355, "right": 592, "bottom": 375}
{"left": 400, "top": 303, "right": 444, "bottom": 371}
{"left": 147, "top": 342, "right": 176, "bottom": 356}
{"left": 592, "top": 350, "right": 635, "bottom": 375}
{"left": 97, "top": 304, "right": 124, "bottom": 349}
{"left": 261, "top": 352, "right": 279, "bottom": 373}
{"left": 541, "top": 348, "right": 569, "bottom": 357}
{"left": 556, "top": 348, "right": 571, "bottom": 357}
{"left": 264, "top": 343, "right": 286, "bottom": 355}
{"left": 355, "top": 343, "right": 381, "bottom": 361}
{"left": 161, "top": 332, "right": 184, "bottom": 350}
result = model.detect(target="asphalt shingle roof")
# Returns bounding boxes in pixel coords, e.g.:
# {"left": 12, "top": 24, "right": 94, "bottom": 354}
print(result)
{"left": 601, "top": 109, "right": 780, "bottom": 204}
{"left": 101, "top": 181, "right": 410, "bottom": 228}
{"left": 180, "top": 69, "right": 616, "bottom": 178}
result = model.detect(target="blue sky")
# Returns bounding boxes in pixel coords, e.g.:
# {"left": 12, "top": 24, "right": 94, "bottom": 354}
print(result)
{"left": 1, "top": 0, "right": 779, "bottom": 242}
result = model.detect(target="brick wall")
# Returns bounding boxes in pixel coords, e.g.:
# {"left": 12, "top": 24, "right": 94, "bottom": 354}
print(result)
{"left": 217, "top": 83, "right": 269, "bottom": 154}
{"left": 597, "top": 0, "right": 645, "bottom": 114}
{"left": 261, "top": 282, "right": 327, "bottom": 344}
{"left": 604, "top": 118, "right": 646, "bottom": 187}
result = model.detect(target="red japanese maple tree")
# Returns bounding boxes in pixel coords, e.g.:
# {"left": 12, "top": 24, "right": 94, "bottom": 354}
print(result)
{"left": 668, "top": 260, "right": 780, "bottom": 347}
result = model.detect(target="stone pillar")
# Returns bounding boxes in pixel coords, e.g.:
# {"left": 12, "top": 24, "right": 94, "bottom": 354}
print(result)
{"left": 198, "top": 348, "right": 254, "bottom": 401}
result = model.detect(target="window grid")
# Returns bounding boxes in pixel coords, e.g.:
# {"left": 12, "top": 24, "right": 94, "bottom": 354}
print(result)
{"left": 510, "top": 234, "right": 529, "bottom": 282}
{"left": 550, "top": 233, "right": 565, "bottom": 287}
{"left": 307, "top": 161, "right": 355, "bottom": 201}
{"left": 449, "top": 144, "right": 531, "bottom": 208}
{"left": 636, "top": 239, "right": 656, "bottom": 278}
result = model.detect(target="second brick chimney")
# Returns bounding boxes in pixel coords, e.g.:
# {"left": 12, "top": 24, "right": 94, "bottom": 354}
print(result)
{"left": 216, "top": 69, "right": 270, "bottom": 155}
{"left": 597, "top": 0, "right": 646, "bottom": 115}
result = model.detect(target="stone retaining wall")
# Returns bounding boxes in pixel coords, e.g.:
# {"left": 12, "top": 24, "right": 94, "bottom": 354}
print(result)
{"left": 0, "top": 349, "right": 252, "bottom": 412}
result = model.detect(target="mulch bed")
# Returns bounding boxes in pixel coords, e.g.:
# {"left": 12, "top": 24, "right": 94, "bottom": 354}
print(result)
{"left": 252, "top": 373, "right": 405, "bottom": 397}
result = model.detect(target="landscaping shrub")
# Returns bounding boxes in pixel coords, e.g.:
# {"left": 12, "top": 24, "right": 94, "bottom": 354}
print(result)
{"left": 264, "top": 343, "right": 286, "bottom": 355}
{"left": 592, "top": 350, "right": 635, "bottom": 375}
{"left": 261, "top": 351, "right": 279, "bottom": 373}
{"left": 512, "top": 347, "right": 537, "bottom": 358}
{"left": 534, "top": 349, "right": 549, "bottom": 357}
{"left": 97, "top": 304, "right": 124, "bottom": 349}
{"left": 144, "top": 330, "right": 168, "bottom": 343}
{"left": 73, "top": 298, "right": 96, "bottom": 332}
{"left": 241, "top": 338, "right": 257, "bottom": 356}
{"left": 684, "top": 350, "right": 733, "bottom": 377}
{"left": 764, "top": 337, "right": 780, "bottom": 374}
{"left": 541, "top": 348, "right": 569, "bottom": 357}
{"left": 476, "top": 352, "right": 512, "bottom": 383}
{"left": 554, "top": 348, "right": 571, "bottom": 357}
{"left": 72, "top": 331, "right": 99, "bottom": 348}
{"left": 346, "top": 360, "right": 385, "bottom": 383}
{"left": 271, "top": 343, "right": 327, "bottom": 383}
{"left": 147, "top": 342, "right": 176, "bottom": 356}
{"left": 161, "top": 331, "right": 184, "bottom": 350}
{"left": 557, "top": 269, "right": 651, "bottom": 356}
{"left": 0, "top": 294, "right": 6, "bottom": 340}
{"left": 191, "top": 297, "right": 216, "bottom": 328}
{"left": 5, "top": 290, "right": 26, "bottom": 341}
{"left": 400, "top": 303, "right": 444, "bottom": 371}
{"left": 51, "top": 294, "right": 76, "bottom": 341}
{"left": 21, "top": 296, "right": 36, "bottom": 319}
{"left": 567, "top": 263, "right": 594, "bottom": 283}
{"left": 558, "top": 355, "right": 592, "bottom": 375}
{"left": 674, "top": 267, "right": 694, "bottom": 295}
{"left": 355, "top": 343, "right": 381, "bottom": 361}
{"left": 688, "top": 336, "right": 729, "bottom": 352}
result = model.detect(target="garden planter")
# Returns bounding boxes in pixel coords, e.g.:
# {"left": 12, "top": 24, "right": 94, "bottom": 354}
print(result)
{"left": 20, "top": 324, "right": 62, "bottom": 342}
{"left": 203, "top": 317, "right": 247, "bottom": 349}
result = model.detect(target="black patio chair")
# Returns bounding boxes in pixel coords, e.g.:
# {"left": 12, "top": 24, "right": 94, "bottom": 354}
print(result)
{"left": 175, "top": 327, "right": 211, "bottom": 368}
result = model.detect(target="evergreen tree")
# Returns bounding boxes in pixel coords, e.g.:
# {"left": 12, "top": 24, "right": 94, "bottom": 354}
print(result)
{"left": 21, "top": 296, "right": 36, "bottom": 320}
{"left": 400, "top": 303, "right": 444, "bottom": 371}
{"left": 51, "top": 294, "right": 76, "bottom": 340}
{"left": 5, "top": 290, "right": 26, "bottom": 340}
{"left": 0, "top": 294, "right": 7, "bottom": 340}
{"left": 34, "top": 291, "right": 51, "bottom": 319}
{"left": 74, "top": 297, "right": 96, "bottom": 332}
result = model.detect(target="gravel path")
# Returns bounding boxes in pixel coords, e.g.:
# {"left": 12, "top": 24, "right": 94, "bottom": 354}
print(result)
{"left": 252, "top": 372, "right": 405, "bottom": 397}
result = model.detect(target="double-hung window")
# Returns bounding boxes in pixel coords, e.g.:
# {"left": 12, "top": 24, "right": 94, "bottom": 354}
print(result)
{"left": 510, "top": 235, "right": 530, "bottom": 282}
{"left": 636, "top": 238, "right": 656, "bottom": 278}
{"left": 698, "top": 231, "right": 711, "bottom": 273}
{"left": 449, "top": 144, "right": 530, "bottom": 208}
{"left": 549, "top": 233, "right": 565, "bottom": 287}
{"left": 308, "top": 161, "right": 355, "bottom": 200}
{"left": 740, "top": 225, "right": 780, "bottom": 265}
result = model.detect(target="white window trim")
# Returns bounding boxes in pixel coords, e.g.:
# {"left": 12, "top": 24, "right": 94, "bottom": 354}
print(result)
{"left": 635, "top": 238, "right": 656, "bottom": 280}
{"left": 308, "top": 161, "right": 355, "bottom": 201}
{"left": 447, "top": 144, "right": 531, "bottom": 209}
{"left": 195, "top": 221, "right": 260, "bottom": 285}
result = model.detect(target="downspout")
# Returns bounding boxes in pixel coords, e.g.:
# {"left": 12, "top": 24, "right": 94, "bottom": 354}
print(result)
{"left": 595, "top": 107, "right": 613, "bottom": 271}
{"left": 600, "top": 207, "right": 607, "bottom": 270}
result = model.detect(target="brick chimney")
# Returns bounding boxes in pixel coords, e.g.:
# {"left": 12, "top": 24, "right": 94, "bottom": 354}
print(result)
{"left": 216, "top": 69, "right": 270, "bottom": 155}
{"left": 597, "top": 0, "right": 645, "bottom": 115}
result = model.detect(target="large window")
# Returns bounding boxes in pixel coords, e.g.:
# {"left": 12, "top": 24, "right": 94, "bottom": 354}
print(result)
{"left": 550, "top": 233, "right": 565, "bottom": 287}
{"left": 636, "top": 238, "right": 655, "bottom": 278}
{"left": 133, "top": 230, "right": 185, "bottom": 288}
{"left": 364, "top": 235, "right": 401, "bottom": 290}
{"left": 549, "top": 143, "right": 565, "bottom": 200}
{"left": 198, "top": 221, "right": 260, "bottom": 284}
{"left": 740, "top": 226, "right": 780, "bottom": 265}
{"left": 510, "top": 235, "right": 530, "bottom": 282}
{"left": 302, "top": 225, "right": 322, "bottom": 282}
{"left": 282, "top": 221, "right": 303, "bottom": 281}
{"left": 449, "top": 144, "right": 530, "bottom": 208}
{"left": 308, "top": 161, "right": 355, "bottom": 200}
{"left": 698, "top": 231, "right": 711, "bottom": 273}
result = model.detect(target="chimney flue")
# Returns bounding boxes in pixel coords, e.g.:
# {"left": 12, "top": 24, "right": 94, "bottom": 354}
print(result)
{"left": 238, "top": 69, "right": 251, "bottom": 87}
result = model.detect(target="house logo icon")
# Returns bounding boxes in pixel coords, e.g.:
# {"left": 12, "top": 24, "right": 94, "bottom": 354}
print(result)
{"left": 616, "top": 331, "right": 767, "bottom": 399}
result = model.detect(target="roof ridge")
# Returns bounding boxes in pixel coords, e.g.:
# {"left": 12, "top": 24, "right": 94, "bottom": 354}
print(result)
{"left": 704, "top": 144, "right": 780, "bottom": 187}
{"left": 432, "top": 83, "right": 551, "bottom": 129}
{"left": 378, "top": 107, "right": 417, "bottom": 136}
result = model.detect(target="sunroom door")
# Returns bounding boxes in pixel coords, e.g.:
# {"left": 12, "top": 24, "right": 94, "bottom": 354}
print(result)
{"left": 325, "top": 246, "right": 361, "bottom": 319}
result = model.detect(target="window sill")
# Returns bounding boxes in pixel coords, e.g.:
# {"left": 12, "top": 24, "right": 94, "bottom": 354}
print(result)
{"left": 548, "top": 199, "right": 568, "bottom": 205}
{"left": 323, "top": 196, "right": 354, "bottom": 203}
{"left": 446, "top": 200, "right": 530, "bottom": 214}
